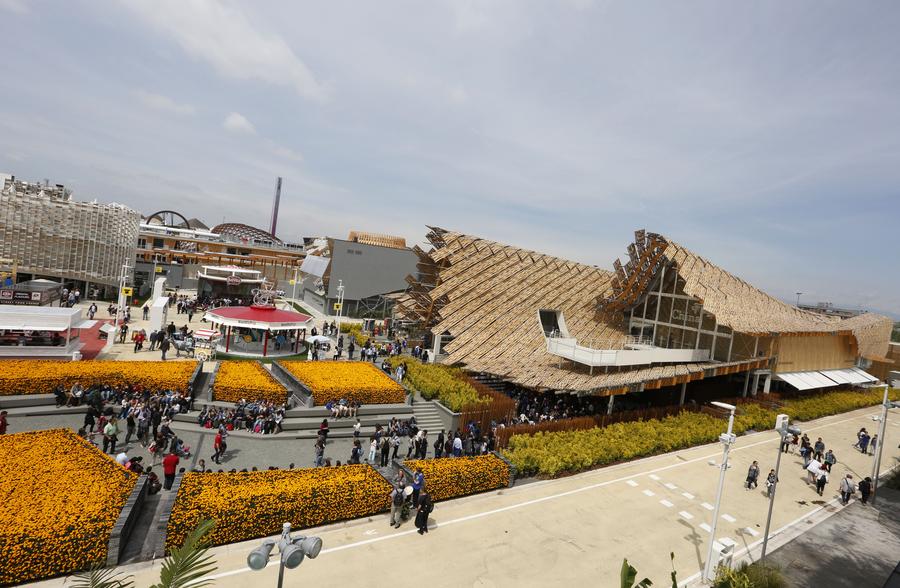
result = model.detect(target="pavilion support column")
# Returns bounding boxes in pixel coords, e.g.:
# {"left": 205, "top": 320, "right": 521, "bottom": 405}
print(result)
{"left": 263, "top": 329, "right": 269, "bottom": 357}
{"left": 763, "top": 372, "right": 772, "bottom": 395}
{"left": 751, "top": 372, "right": 760, "bottom": 397}
{"left": 679, "top": 382, "right": 687, "bottom": 406}
{"left": 607, "top": 394, "right": 615, "bottom": 415}
{"left": 742, "top": 371, "right": 751, "bottom": 398}
{"left": 225, "top": 326, "right": 231, "bottom": 353}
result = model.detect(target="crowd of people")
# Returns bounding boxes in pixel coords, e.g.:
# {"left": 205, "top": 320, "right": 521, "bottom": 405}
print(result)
{"left": 196, "top": 399, "right": 286, "bottom": 435}
{"left": 508, "top": 389, "right": 601, "bottom": 425}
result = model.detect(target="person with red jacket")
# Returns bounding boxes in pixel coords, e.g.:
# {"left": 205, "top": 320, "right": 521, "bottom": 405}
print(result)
{"left": 211, "top": 431, "right": 226, "bottom": 464}
{"left": 162, "top": 450, "right": 180, "bottom": 490}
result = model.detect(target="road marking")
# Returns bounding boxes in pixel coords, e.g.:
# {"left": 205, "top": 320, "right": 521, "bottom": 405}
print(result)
{"left": 626, "top": 480, "right": 639, "bottom": 487}
{"left": 743, "top": 527, "right": 759, "bottom": 537}
{"left": 649, "top": 474, "right": 661, "bottom": 480}
{"left": 664, "top": 482, "right": 677, "bottom": 490}
{"left": 643, "top": 489, "right": 655, "bottom": 497}
{"left": 722, "top": 514, "right": 736, "bottom": 523}
{"left": 660, "top": 499, "right": 674, "bottom": 508}
{"left": 699, "top": 523, "right": 712, "bottom": 533}
{"left": 701, "top": 502, "right": 714, "bottom": 511}
{"left": 681, "top": 492, "right": 695, "bottom": 500}
{"left": 364, "top": 530, "right": 377, "bottom": 536}
{"left": 199, "top": 409, "right": 888, "bottom": 583}
{"left": 679, "top": 511, "right": 694, "bottom": 520}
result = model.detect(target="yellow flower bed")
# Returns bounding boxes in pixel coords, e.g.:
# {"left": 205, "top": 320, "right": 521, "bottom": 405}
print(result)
{"left": 279, "top": 361, "right": 406, "bottom": 405}
{"left": 0, "top": 429, "right": 137, "bottom": 585}
{"left": 166, "top": 465, "right": 391, "bottom": 550}
{"left": 404, "top": 455, "right": 510, "bottom": 501}
{"left": 212, "top": 361, "right": 287, "bottom": 404}
{"left": 0, "top": 360, "right": 196, "bottom": 396}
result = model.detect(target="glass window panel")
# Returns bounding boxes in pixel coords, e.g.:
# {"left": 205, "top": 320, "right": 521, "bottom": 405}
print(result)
{"left": 670, "top": 299, "right": 689, "bottom": 325}
{"left": 682, "top": 329, "right": 698, "bottom": 349}
{"left": 674, "top": 275, "right": 687, "bottom": 296}
{"left": 714, "top": 335, "right": 731, "bottom": 361}
{"left": 659, "top": 296, "right": 673, "bottom": 324}
{"left": 701, "top": 311, "right": 716, "bottom": 332}
{"left": 646, "top": 295, "right": 658, "bottom": 322}
{"left": 655, "top": 326, "right": 670, "bottom": 347}
{"left": 698, "top": 333, "right": 714, "bottom": 355}
{"left": 685, "top": 301, "right": 702, "bottom": 328}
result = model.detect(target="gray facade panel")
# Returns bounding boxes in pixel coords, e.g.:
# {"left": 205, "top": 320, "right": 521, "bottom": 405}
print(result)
{"left": 327, "top": 239, "right": 418, "bottom": 300}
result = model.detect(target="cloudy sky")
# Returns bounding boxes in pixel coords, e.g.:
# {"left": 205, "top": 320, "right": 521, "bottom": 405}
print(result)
{"left": 1, "top": 1, "right": 898, "bottom": 316}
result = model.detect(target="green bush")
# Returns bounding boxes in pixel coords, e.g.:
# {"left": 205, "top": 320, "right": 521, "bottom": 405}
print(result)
{"left": 504, "top": 388, "right": 898, "bottom": 478}
{"left": 389, "top": 357, "right": 488, "bottom": 412}
{"left": 714, "top": 561, "right": 786, "bottom": 588}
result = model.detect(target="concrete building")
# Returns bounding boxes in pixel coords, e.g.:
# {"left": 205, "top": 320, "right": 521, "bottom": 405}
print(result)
{"left": 0, "top": 174, "right": 140, "bottom": 296}
{"left": 299, "top": 232, "right": 418, "bottom": 319}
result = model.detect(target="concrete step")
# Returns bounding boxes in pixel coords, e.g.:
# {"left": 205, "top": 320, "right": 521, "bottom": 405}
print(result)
{"left": 173, "top": 412, "right": 396, "bottom": 431}
{"left": 0, "top": 394, "right": 57, "bottom": 409}
{"left": 2, "top": 404, "right": 88, "bottom": 417}
{"left": 169, "top": 421, "right": 383, "bottom": 441}
{"left": 190, "top": 398, "right": 412, "bottom": 418}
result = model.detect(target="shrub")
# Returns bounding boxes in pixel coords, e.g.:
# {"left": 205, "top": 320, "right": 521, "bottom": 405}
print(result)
{"left": 279, "top": 361, "right": 406, "bottom": 405}
{"left": 404, "top": 454, "right": 510, "bottom": 501}
{"left": 0, "top": 429, "right": 137, "bottom": 585}
{"left": 166, "top": 465, "right": 391, "bottom": 551}
{"left": 212, "top": 361, "right": 287, "bottom": 404}
{"left": 714, "top": 561, "right": 786, "bottom": 588}
{"left": 0, "top": 360, "right": 195, "bottom": 395}
{"left": 388, "top": 358, "right": 488, "bottom": 412}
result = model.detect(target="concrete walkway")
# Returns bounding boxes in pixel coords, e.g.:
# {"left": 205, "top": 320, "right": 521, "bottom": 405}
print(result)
{"left": 26, "top": 403, "right": 900, "bottom": 588}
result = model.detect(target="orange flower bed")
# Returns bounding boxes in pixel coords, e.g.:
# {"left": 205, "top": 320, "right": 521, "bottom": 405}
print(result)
{"left": 0, "top": 429, "right": 137, "bottom": 585}
{"left": 404, "top": 455, "right": 510, "bottom": 501}
{"left": 0, "top": 360, "right": 195, "bottom": 395}
{"left": 212, "top": 361, "right": 287, "bottom": 404}
{"left": 279, "top": 361, "right": 406, "bottom": 405}
{"left": 166, "top": 465, "right": 391, "bottom": 550}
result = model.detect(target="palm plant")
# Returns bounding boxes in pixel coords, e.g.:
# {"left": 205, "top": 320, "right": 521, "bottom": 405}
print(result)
{"left": 71, "top": 519, "right": 216, "bottom": 588}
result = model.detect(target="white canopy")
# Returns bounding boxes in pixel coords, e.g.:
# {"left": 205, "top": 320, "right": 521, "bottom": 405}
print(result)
{"left": 777, "top": 367, "right": 879, "bottom": 391}
{"left": 307, "top": 334, "right": 331, "bottom": 344}
{"left": 0, "top": 306, "right": 84, "bottom": 332}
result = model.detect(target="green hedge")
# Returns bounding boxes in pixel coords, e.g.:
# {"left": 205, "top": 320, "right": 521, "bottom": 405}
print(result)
{"left": 504, "top": 388, "right": 899, "bottom": 478}
{"left": 389, "top": 358, "right": 488, "bottom": 412}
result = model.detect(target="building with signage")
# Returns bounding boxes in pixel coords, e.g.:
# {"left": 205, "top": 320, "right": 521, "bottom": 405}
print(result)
{"left": 0, "top": 279, "right": 62, "bottom": 306}
{"left": 0, "top": 175, "right": 140, "bottom": 296}
{"left": 398, "top": 228, "right": 892, "bottom": 407}
{"left": 196, "top": 266, "right": 268, "bottom": 301}
{"left": 298, "top": 232, "right": 419, "bottom": 319}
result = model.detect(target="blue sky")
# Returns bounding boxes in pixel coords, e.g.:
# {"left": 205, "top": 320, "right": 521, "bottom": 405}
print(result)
{"left": 1, "top": 1, "right": 898, "bottom": 316}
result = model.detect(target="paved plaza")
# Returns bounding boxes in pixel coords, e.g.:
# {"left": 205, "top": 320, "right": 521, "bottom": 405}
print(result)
{"left": 20, "top": 402, "right": 900, "bottom": 588}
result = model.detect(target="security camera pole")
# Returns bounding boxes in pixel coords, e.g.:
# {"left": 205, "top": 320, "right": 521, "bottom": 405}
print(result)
{"left": 871, "top": 384, "right": 899, "bottom": 505}
{"left": 702, "top": 401, "right": 737, "bottom": 583}
{"left": 760, "top": 415, "right": 801, "bottom": 560}
{"left": 247, "top": 522, "right": 323, "bottom": 588}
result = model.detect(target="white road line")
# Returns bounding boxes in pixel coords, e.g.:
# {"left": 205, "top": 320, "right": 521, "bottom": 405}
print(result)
{"left": 649, "top": 474, "right": 661, "bottom": 480}
{"left": 743, "top": 527, "right": 759, "bottom": 537}
{"left": 722, "top": 514, "right": 736, "bottom": 523}
{"left": 700, "top": 502, "right": 714, "bottom": 511}
{"left": 664, "top": 482, "right": 678, "bottom": 490}
{"left": 660, "top": 499, "right": 674, "bottom": 508}
{"left": 201, "top": 409, "right": 886, "bottom": 583}
{"left": 643, "top": 489, "right": 655, "bottom": 497}
{"left": 699, "top": 523, "right": 712, "bottom": 533}
{"left": 626, "top": 480, "right": 639, "bottom": 487}
{"left": 681, "top": 492, "right": 695, "bottom": 500}
{"left": 679, "top": 511, "right": 694, "bottom": 520}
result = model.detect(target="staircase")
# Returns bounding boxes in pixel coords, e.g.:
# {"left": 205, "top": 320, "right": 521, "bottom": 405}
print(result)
{"left": 470, "top": 372, "right": 506, "bottom": 393}
{"left": 412, "top": 400, "right": 445, "bottom": 433}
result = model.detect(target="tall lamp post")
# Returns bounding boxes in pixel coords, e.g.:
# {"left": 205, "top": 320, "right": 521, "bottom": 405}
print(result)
{"left": 289, "top": 266, "right": 303, "bottom": 310}
{"left": 871, "top": 384, "right": 899, "bottom": 505}
{"left": 795, "top": 292, "right": 803, "bottom": 307}
{"left": 760, "top": 415, "right": 802, "bottom": 560}
{"left": 703, "top": 401, "right": 737, "bottom": 583}
{"left": 247, "top": 522, "right": 323, "bottom": 588}
{"left": 334, "top": 279, "right": 345, "bottom": 342}
{"left": 113, "top": 262, "right": 131, "bottom": 338}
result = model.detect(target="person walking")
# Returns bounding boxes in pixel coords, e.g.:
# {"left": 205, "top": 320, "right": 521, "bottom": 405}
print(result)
{"left": 765, "top": 469, "right": 778, "bottom": 498}
{"left": 353, "top": 418, "right": 361, "bottom": 440}
{"left": 125, "top": 412, "right": 136, "bottom": 445}
{"left": 412, "top": 468, "right": 425, "bottom": 507}
{"left": 434, "top": 430, "right": 445, "bottom": 459}
{"left": 211, "top": 430, "right": 225, "bottom": 464}
{"left": 162, "top": 450, "right": 180, "bottom": 490}
{"left": 859, "top": 431, "right": 871, "bottom": 454}
{"left": 350, "top": 440, "right": 362, "bottom": 464}
{"left": 103, "top": 417, "right": 120, "bottom": 454}
{"left": 160, "top": 336, "right": 170, "bottom": 361}
{"left": 823, "top": 449, "right": 837, "bottom": 472}
{"left": 745, "top": 461, "right": 760, "bottom": 490}
{"left": 816, "top": 470, "right": 829, "bottom": 497}
{"left": 380, "top": 435, "right": 391, "bottom": 467}
{"left": 854, "top": 428, "right": 867, "bottom": 449}
{"left": 415, "top": 490, "right": 433, "bottom": 535}
{"left": 859, "top": 476, "right": 872, "bottom": 504}
{"left": 391, "top": 432, "right": 401, "bottom": 460}
{"left": 389, "top": 484, "right": 404, "bottom": 529}
{"left": 869, "top": 434, "right": 878, "bottom": 456}
{"left": 813, "top": 437, "right": 825, "bottom": 462}
{"left": 367, "top": 437, "right": 377, "bottom": 463}
{"left": 314, "top": 438, "right": 325, "bottom": 467}
{"left": 839, "top": 474, "right": 856, "bottom": 504}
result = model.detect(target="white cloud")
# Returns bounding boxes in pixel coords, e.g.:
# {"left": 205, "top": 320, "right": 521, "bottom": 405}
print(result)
{"left": 0, "top": 0, "right": 28, "bottom": 14}
{"left": 270, "top": 144, "right": 303, "bottom": 163}
{"left": 222, "top": 112, "right": 255, "bottom": 134}
{"left": 135, "top": 90, "right": 195, "bottom": 115}
{"left": 123, "top": 0, "right": 328, "bottom": 101}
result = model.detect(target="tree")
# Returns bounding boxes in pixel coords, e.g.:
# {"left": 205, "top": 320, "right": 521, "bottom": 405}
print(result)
{"left": 620, "top": 552, "right": 678, "bottom": 588}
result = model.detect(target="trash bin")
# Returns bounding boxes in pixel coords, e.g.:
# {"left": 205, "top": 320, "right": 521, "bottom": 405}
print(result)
{"left": 71, "top": 352, "right": 83, "bottom": 361}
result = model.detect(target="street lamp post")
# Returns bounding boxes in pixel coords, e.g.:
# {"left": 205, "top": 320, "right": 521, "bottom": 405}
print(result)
{"left": 702, "top": 401, "right": 737, "bottom": 583}
{"left": 760, "top": 416, "right": 802, "bottom": 560}
{"left": 795, "top": 292, "right": 803, "bottom": 307}
{"left": 113, "top": 262, "right": 131, "bottom": 338}
{"left": 871, "top": 384, "right": 899, "bottom": 505}
{"left": 334, "top": 279, "right": 345, "bottom": 343}
{"left": 290, "top": 266, "right": 301, "bottom": 308}
{"left": 247, "top": 522, "right": 323, "bottom": 588}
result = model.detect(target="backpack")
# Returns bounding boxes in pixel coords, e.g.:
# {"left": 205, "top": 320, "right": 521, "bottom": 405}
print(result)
{"left": 393, "top": 491, "right": 403, "bottom": 506}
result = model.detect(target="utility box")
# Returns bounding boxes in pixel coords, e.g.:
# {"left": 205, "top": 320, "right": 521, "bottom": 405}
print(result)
{"left": 775, "top": 413, "right": 789, "bottom": 432}
{"left": 710, "top": 540, "right": 734, "bottom": 573}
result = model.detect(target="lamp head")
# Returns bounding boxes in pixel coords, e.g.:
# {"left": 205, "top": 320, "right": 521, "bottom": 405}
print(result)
{"left": 710, "top": 401, "right": 736, "bottom": 412}
{"left": 247, "top": 540, "right": 275, "bottom": 570}
{"left": 298, "top": 536, "right": 323, "bottom": 559}
{"left": 281, "top": 543, "right": 305, "bottom": 569}
{"left": 787, "top": 425, "right": 802, "bottom": 436}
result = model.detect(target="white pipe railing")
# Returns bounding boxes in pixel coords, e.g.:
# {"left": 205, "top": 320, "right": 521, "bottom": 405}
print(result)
{"left": 546, "top": 336, "right": 710, "bottom": 367}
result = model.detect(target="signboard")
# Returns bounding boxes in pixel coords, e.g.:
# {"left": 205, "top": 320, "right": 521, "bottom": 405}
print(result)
{"left": 155, "top": 266, "right": 163, "bottom": 273}
{"left": 333, "top": 302, "right": 342, "bottom": 311}
{"left": 121, "top": 287, "right": 133, "bottom": 297}
{"left": 226, "top": 275, "right": 243, "bottom": 286}
{"left": 0, "top": 289, "right": 42, "bottom": 306}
